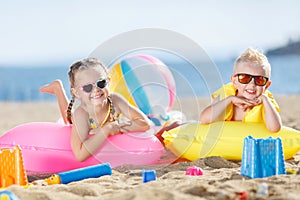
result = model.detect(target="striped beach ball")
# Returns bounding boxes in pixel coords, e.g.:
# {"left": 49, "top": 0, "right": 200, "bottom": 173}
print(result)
{"left": 109, "top": 54, "right": 176, "bottom": 118}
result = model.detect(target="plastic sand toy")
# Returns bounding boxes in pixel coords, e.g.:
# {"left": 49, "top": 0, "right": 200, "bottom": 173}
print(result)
{"left": 0, "top": 145, "right": 28, "bottom": 188}
{"left": 241, "top": 136, "right": 286, "bottom": 178}
{"left": 142, "top": 170, "right": 156, "bottom": 183}
{"left": 185, "top": 166, "right": 204, "bottom": 176}
{"left": 44, "top": 163, "right": 112, "bottom": 185}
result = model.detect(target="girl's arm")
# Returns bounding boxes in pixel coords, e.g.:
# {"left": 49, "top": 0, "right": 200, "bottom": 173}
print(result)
{"left": 110, "top": 93, "right": 151, "bottom": 132}
{"left": 70, "top": 107, "right": 119, "bottom": 162}
{"left": 200, "top": 96, "right": 230, "bottom": 124}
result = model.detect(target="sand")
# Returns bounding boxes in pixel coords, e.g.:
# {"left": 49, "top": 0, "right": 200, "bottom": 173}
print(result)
{"left": 1, "top": 95, "right": 300, "bottom": 200}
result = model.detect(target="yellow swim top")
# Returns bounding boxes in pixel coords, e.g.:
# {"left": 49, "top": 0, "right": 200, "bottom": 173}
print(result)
{"left": 212, "top": 83, "right": 280, "bottom": 123}
{"left": 89, "top": 96, "right": 121, "bottom": 130}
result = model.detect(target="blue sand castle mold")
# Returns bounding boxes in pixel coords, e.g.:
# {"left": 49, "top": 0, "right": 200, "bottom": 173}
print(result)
{"left": 241, "top": 136, "right": 286, "bottom": 178}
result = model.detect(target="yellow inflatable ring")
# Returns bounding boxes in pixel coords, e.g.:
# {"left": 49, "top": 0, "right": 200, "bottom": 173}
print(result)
{"left": 162, "top": 121, "right": 300, "bottom": 160}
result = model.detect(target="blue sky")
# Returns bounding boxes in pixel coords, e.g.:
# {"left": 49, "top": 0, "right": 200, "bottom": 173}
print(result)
{"left": 1, "top": 0, "right": 300, "bottom": 66}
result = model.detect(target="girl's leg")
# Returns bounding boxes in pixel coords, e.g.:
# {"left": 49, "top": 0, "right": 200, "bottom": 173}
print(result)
{"left": 40, "top": 80, "right": 69, "bottom": 124}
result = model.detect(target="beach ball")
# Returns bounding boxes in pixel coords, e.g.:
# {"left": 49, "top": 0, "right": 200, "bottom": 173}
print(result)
{"left": 109, "top": 54, "right": 176, "bottom": 118}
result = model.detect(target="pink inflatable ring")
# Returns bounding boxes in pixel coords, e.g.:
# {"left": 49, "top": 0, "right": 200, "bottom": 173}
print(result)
{"left": 0, "top": 122, "right": 165, "bottom": 173}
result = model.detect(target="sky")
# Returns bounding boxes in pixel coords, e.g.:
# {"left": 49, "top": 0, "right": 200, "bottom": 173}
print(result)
{"left": 1, "top": 0, "right": 300, "bottom": 66}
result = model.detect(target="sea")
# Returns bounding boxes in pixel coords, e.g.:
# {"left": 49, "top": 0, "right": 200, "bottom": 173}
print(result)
{"left": 0, "top": 55, "right": 299, "bottom": 102}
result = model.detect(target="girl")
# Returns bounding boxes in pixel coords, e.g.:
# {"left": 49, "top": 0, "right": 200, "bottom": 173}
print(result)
{"left": 40, "top": 58, "right": 151, "bottom": 161}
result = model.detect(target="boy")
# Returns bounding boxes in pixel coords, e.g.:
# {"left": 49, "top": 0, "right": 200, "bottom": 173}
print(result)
{"left": 200, "top": 48, "right": 281, "bottom": 132}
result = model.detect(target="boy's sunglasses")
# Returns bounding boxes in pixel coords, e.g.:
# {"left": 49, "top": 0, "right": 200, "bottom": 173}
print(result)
{"left": 234, "top": 73, "right": 269, "bottom": 86}
{"left": 80, "top": 79, "right": 108, "bottom": 93}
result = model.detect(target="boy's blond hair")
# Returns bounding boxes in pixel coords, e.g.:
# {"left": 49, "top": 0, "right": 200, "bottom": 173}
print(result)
{"left": 234, "top": 48, "right": 271, "bottom": 77}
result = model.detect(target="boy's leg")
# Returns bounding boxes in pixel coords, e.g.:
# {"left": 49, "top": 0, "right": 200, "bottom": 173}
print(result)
{"left": 40, "top": 80, "right": 69, "bottom": 124}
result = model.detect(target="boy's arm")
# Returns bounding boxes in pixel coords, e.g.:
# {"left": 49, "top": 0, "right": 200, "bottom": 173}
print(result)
{"left": 261, "top": 95, "right": 282, "bottom": 132}
{"left": 200, "top": 95, "right": 257, "bottom": 124}
{"left": 200, "top": 96, "right": 231, "bottom": 124}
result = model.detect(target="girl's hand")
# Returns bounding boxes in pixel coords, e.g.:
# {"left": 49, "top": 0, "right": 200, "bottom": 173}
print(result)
{"left": 118, "top": 120, "right": 132, "bottom": 132}
{"left": 103, "top": 121, "right": 121, "bottom": 136}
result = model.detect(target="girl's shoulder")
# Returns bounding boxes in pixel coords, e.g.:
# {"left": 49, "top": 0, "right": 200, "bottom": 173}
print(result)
{"left": 73, "top": 105, "right": 89, "bottom": 120}
{"left": 109, "top": 92, "right": 127, "bottom": 102}
{"left": 109, "top": 93, "right": 130, "bottom": 114}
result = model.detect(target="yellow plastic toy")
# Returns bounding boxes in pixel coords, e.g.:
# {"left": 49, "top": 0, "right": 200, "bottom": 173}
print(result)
{"left": 162, "top": 121, "right": 300, "bottom": 161}
{"left": 44, "top": 174, "right": 61, "bottom": 185}
{"left": 0, "top": 145, "right": 28, "bottom": 188}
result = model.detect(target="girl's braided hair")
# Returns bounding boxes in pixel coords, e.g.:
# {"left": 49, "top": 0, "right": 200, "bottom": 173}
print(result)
{"left": 66, "top": 58, "right": 109, "bottom": 124}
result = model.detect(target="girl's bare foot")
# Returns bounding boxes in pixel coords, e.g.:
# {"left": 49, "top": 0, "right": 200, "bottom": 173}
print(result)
{"left": 39, "top": 80, "right": 63, "bottom": 95}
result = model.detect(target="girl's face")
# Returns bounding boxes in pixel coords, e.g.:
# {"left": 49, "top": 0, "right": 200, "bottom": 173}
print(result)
{"left": 231, "top": 62, "right": 271, "bottom": 100}
{"left": 72, "top": 68, "right": 109, "bottom": 106}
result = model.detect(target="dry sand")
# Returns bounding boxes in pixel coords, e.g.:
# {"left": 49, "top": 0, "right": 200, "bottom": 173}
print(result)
{"left": 1, "top": 95, "right": 300, "bottom": 200}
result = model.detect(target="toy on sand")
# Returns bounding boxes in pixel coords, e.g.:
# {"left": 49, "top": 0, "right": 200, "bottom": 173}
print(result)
{"left": 0, "top": 190, "right": 20, "bottom": 200}
{"left": 44, "top": 163, "right": 112, "bottom": 185}
{"left": 241, "top": 136, "right": 286, "bottom": 178}
{"left": 0, "top": 145, "right": 28, "bottom": 188}
{"left": 142, "top": 170, "right": 156, "bottom": 183}
{"left": 185, "top": 166, "right": 204, "bottom": 176}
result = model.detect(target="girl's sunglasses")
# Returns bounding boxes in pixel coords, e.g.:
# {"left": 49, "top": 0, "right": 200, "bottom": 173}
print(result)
{"left": 80, "top": 79, "right": 108, "bottom": 93}
{"left": 234, "top": 73, "right": 269, "bottom": 86}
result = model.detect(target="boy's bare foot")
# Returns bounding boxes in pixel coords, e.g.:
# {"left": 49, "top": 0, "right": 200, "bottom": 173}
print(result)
{"left": 39, "top": 80, "right": 63, "bottom": 95}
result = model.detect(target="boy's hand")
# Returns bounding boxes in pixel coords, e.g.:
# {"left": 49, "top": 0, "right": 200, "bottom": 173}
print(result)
{"left": 230, "top": 96, "right": 259, "bottom": 111}
{"left": 254, "top": 94, "right": 269, "bottom": 105}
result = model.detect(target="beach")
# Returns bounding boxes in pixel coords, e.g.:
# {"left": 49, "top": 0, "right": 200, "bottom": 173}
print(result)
{"left": 1, "top": 95, "right": 300, "bottom": 200}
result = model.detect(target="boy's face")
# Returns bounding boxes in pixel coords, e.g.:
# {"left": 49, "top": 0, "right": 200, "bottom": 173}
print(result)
{"left": 231, "top": 62, "right": 271, "bottom": 100}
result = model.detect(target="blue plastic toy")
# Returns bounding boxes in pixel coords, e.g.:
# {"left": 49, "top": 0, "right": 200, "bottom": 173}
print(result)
{"left": 142, "top": 170, "right": 156, "bottom": 183}
{"left": 45, "top": 163, "right": 112, "bottom": 184}
{"left": 0, "top": 190, "right": 20, "bottom": 200}
{"left": 241, "top": 136, "right": 286, "bottom": 178}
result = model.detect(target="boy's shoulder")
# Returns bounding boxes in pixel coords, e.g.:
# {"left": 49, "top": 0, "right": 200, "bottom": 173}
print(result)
{"left": 212, "top": 83, "right": 236, "bottom": 99}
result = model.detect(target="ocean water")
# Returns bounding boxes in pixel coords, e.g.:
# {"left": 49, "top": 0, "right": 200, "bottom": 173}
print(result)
{"left": 0, "top": 55, "right": 299, "bottom": 102}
